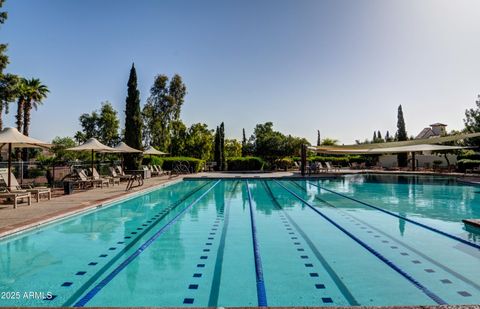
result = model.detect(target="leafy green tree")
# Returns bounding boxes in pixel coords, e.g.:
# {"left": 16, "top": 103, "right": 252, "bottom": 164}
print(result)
{"left": 74, "top": 131, "right": 86, "bottom": 144}
{"left": 464, "top": 94, "right": 480, "bottom": 146}
{"left": 98, "top": 102, "right": 120, "bottom": 146}
{"left": 184, "top": 123, "right": 213, "bottom": 160}
{"left": 0, "top": 0, "right": 8, "bottom": 75}
{"left": 395, "top": 105, "right": 408, "bottom": 167}
{"left": 124, "top": 64, "right": 143, "bottom": 169}
{"left": 169, "top": 74, "right": 187, "bottom": 120}
{"left": 51, "top": 136, "right": 83, "bottom": 162}
{"left": 321, "top": 137, "right": 338, "bottom": 146}
{"left": 79, "top": 111, "right": 100, "bottom": 139}
{"left": 170, "top": 119, "right": 187, "bottom": 155}
{"left": 225, "top": 139, "right": 242, "bottom": 158}
{"left": 0, "top": 73, "right": 18, "bottom": 129}
{"left": 220, "top": 122, "right": 225, "bottom": 170}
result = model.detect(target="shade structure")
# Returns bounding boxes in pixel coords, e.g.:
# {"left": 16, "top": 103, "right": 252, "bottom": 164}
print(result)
{"left": 143, "top": 146, "right": 167, "bottom": 156}
{"left": 0, "top": 127, "right": 50, "bottom": 188}
{"left": 66, "top": 138, "right": 116, "bottom": 173}
{"left": 111, "top": 142, "right": 142, "bottom": 153}
{"left": 308, "top": 144, "right": 469, "bottom": 154}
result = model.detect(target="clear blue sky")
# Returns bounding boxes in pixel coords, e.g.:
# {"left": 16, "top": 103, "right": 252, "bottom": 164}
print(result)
{"left": 2, "top": 0, "right": 480, "bottom": 144}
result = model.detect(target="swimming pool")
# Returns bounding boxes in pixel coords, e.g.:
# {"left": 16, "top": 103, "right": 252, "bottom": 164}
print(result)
{"left": 0, "top": 176, "right": 478, "bottom": 307}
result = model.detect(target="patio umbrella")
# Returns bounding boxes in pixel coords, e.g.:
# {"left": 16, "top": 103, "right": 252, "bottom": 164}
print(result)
{"left": 66, "top": 138, "right": 116, "bottom": 173}
{"left": 0, "top": 127, "right": 50, "bottom": 188}
{"left": 143, "top": 146, "right": 168, "bottom": 156}
{"left": 107, "top": 142, "right": 142, "bottom": 170}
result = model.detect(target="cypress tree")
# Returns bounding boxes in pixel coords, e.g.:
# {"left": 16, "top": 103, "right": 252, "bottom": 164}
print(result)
{"left": 385, "top": 131, "right": 390, "bottom": 141}
{"left": 220, "top": 122, "right": 225, "bottom": 170}
{"left": 214, "top": 126, "right": 220, "bottom": 171}
{"left": 377, "top": 130, "right": 382, "bottom": 140}
{"left": 241, "top": 128, "right": 247, "bottom": 156}
{"left": 317, "top": 130, "right": 321, "bottom": 146}
{"left": 124, "top": 63, "right": 143, "bottom": 169}
{"left": 373, "top": 131, "right": 377, "bottom": 142}
{"left": 396, "top": 105, "right": 408, "bottom": 167}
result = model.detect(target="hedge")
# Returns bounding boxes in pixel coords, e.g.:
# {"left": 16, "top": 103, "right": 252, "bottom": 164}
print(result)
{"left": 457, "top": 159, "right": 480, "bottom": 172}
{"left": 142, "top": 156, "right": 163, "bottom": 166}
{"left": 227, "top": 157, "right": 265, "bottom": 171}
{"left": 161, "top": 157, "right": 205, "bottom": 173}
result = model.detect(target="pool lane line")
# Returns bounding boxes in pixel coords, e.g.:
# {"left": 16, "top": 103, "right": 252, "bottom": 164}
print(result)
{"left": 207, "top": 181, "right": 240, "bottom": 306}
{"left": 289, "top": 181, "right": 480, "bottom": 292}
{"left": 262, "top": 181, "right": 359, "bottom": 306}
{"left": 306, "top": 181, "right": 480, "bottom": 251}
{"left": 273, "top": 180, "right": 447, "bottom": 305}
{"left": 62, "top": 180, "right": 214, "bottom": 307}
{"left": 73, "top": 180, "right": 221, "bottom": 307}
{"left": 245, "top": 180, "right": 268, "bottom": 307}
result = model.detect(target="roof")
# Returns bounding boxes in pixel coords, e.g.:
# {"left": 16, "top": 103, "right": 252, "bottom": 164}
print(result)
{"left": 416, "top": 128, "right": 435, "bottom": 139}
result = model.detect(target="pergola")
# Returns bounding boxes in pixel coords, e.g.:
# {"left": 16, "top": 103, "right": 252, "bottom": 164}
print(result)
{"left": 301, "top": 132, "right": 480, "bottom": 175}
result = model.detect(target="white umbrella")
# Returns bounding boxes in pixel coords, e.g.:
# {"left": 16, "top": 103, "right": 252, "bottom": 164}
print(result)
{"left": 0, "top": 127, "right": 50, "bottom": 187}
{"left": 66, "top": 138, "right": 116, "bottom": 172}
{"left": 143, "top": 146, "right": 168, "bottom": 156}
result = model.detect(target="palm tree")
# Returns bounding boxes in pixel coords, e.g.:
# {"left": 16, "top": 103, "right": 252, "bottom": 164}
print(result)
{"left": 22, "top": 78, "right": 49, "bottom": 137}
{"left": 14, "top": 78, "right": 28, "bottom": 133}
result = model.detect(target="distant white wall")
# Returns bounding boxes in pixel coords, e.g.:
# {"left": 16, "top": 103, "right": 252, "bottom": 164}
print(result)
{"left": 378, "top": 154, "right": 457, "bottom": 168}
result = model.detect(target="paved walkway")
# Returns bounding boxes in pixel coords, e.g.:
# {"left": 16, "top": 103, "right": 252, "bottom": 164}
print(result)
{"left": 0, "top": 175, "right": 183, "bottom": 238}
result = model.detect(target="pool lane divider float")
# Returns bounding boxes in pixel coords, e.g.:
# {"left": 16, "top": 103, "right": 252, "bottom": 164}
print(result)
{"left": 273, "top": 180, "right": 448, "bottom": 305}
{"left": 245, "top": 180, "right": 268, "bottom": 307}
{"left": 307, "top": 181, "right": 480, "bottom": 251}
{"left": 262, "top": 181, "right": 359, "bottom": 306}
{"left": 208, "top": 181, "right": 240, "bottom": 307}
{"left": 71, "top": 180, "right": 221, "bottom": 307}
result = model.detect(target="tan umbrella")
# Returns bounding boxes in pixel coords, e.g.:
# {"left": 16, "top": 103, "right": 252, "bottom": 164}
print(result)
{"left": 0, "top": 127, "right": 50, "bottom": 188}
{"left": 143, "top": 146, "right": 167, "bottom": 156}
{"left": 66, "top": 138, "right": 116, "bottom": 172}
{"left": 108, "top": 142, "right": 142, "bottom": 170}
{"left": 112, "top": 142, "right": 142, "bottom": 153}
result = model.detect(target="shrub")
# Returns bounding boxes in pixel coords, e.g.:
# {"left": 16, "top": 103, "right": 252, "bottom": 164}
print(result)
{"left": 161, "top": 157, "right": 205, "bottom": 173}
{"left": 275, "top": 157, "right": 293, "bottom": 170}
{"left": 227, "top": 157, "right": 265, "bottom": 171}
{"left": 457, "top": 159, "right": 480, "bottom": 172}
{"left": 142, "top": 156, "right": 164, "bottom": 167}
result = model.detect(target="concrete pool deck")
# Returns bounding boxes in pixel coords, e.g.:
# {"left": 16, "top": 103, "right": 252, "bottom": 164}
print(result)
{"left": 0, "top": 175, "right": 184, "bottom": 238}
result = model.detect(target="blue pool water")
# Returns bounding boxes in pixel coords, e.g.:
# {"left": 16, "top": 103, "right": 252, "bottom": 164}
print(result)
{"left": 0, "top": 176, "right": 478, "bottom": 307}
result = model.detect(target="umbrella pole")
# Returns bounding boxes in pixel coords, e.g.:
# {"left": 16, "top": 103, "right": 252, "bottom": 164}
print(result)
{"left": 91, "top": 149, "right": 94, "bottom": 174}
{"left": 7, "top": 143, "right": 11, "bottom": 188}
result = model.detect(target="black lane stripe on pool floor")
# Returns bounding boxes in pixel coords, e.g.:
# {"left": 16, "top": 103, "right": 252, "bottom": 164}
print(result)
{"left": 207, "top": 181, "right": 240, "bottom": 307}
{"left": 61, "top": 181, "right": 212, "bottom": 307}
{"left": 290, "top": 180, "right": 480, "bottom": 293}
{"left": 262, "top": 181, "right": 359, "bottom": 306}
{"left": 307, "top": 181, "right": 480, "bottom": 250}
{"left": 273, "top": 180, "right": 447, "bottom": 305}
{"left": 73, "top": 180, "right": 221, "bottom": 307}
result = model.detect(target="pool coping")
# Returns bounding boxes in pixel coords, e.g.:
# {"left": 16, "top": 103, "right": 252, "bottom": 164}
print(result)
{"left": 0, "top": 178, "right": 183, "bottom": 240}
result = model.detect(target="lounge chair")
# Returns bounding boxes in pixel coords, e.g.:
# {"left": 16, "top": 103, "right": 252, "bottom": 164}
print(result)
{"left": 109, "top": 167, "right": 131, "bottom": 181}
{"left": 91, "top": 167, "right": 118, "bottom": 186}
{"left": 325, "top": 162, "right": 340, "bottom": 172}
{"left": 153, "top": 165, "right": 169, "bottom": 176}
{"left": 0, "top": 172, "right": 51, "bottom": 202}
{"left": 0, "top": 189, "right": 31, "bottom": 208}
{"left": 147, "top": 165, "right": 159, "bottom": 177}
{"left": 77, "top": 169, "right": 108, "bottom": 188}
